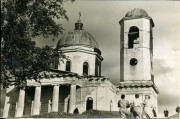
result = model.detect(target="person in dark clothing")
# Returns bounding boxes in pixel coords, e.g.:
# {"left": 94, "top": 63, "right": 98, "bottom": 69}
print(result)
{"left": 118, "top": 94, "right": 130, "bottom": 118}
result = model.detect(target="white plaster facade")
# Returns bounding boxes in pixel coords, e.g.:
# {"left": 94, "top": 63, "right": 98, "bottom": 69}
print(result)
{"left": 121, "top": 18, "right": 152, "bottom": 81}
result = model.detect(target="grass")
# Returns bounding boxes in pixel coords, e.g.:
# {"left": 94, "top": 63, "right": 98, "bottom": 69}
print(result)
{"left": 23, "top": 110, "right": 121, "bottom": 118}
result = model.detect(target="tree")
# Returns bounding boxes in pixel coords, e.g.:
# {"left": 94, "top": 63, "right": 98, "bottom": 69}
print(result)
{"left": 1, "top": 0, "right": 74, "bottom": 88}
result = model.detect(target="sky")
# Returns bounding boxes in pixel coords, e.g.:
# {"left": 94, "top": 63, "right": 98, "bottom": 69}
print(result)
{"left": 1, "top": 0, "right": 180, "bottom": 118}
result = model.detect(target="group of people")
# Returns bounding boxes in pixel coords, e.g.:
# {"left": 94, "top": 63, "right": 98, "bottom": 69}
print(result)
{"left": 118, "top": 94, "right": 156, "bottom": 118}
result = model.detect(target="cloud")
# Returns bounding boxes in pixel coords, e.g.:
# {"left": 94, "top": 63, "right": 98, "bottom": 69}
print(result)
{"left": 158, "top": 92, "right": 179, "bottom": 106}
{"left": 154, "top": 58, "right": 173, "bottom": 76}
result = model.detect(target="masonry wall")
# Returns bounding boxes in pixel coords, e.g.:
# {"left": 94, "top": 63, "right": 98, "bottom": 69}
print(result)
{"left": 121, "top": 18, "right": 152, "bottom": 81}
{"left": 96, "top": 85, "right": 117, "bottom": 111}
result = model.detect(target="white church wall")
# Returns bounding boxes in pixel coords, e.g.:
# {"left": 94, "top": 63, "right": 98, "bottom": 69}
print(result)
{"left": 97, "top": 86, "right": 108, "bottom": 111}
{"left": 96, "top": 84, "right": 117, "bottom": 111}
{"left": 124, "top": 49, "right": 144, "bottom": 81}
{"left": 106, "top": 87, "right": 117, "bottom": 111}
{"left": 142, "top": 49, "right": 151, "bottom": 80}
{"left": 122, "top": 18, "right": 152, "bottom": 81}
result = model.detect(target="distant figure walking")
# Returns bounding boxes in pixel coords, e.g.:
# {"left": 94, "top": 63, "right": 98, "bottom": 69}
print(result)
{"left": 142, "top": 95, "right": 154, "bottom": 118}
{"left": 132, "top": 94, "right": 143, "bottom": 118}
{"left": 164, "top": 109, "right": 169, "bottom": 117}
{"left": 118, "top": 94, "right": 130, "bottom": 118}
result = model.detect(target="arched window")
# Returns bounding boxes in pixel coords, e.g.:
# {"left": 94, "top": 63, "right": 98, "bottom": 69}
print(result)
{"left": 83, "top": 62, "right": 89, "bottom": 76}
{"left": 66, "top": 60, "right": 71, "bottom": 71}
{"left": 128, "top": 26, "right": 139, "bottom": 48}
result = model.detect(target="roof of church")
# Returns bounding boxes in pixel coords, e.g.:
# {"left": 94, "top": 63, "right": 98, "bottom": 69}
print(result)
{"left": 26, "top": 69, "right": 81, "bottom": 79}
{"left": 125, "top": 8, "right": 149, "bottom": 18}
{"left": 56, "top": 20, "right": 99, "bottom": 49}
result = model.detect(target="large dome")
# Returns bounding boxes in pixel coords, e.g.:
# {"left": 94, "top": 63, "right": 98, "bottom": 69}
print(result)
{"left": 125, "top": 8, "right": 149, "bottom": 18}
{"left": 57, "top": 21, "right": 99, "bottom": 49}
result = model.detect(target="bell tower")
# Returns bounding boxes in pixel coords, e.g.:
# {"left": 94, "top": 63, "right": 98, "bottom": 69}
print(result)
{"left": 118, "top": 8, "right": 159, "bottom": 116}
{"left": 120, "top": 8, "right": 154, "bottom": 82}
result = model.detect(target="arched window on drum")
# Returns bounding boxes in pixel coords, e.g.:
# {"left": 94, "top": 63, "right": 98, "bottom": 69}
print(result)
{"left": 83, "top": 62, "right": 89, "bottom": 76}
{"left": 66, "top": 60, "right": 71, "bottom": 71}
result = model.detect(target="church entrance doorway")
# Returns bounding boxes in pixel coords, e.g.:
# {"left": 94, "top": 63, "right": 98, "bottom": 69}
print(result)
{"left": 86, "top": 97, "right": 93, "bottom": 110}
{"left": 73, "top": 108, "right": 79, "bottom": 114}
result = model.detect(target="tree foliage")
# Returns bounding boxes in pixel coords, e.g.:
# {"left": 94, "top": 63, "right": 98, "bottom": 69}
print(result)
{"left": 1, "top": 0, "right": 74, "bottom": 88}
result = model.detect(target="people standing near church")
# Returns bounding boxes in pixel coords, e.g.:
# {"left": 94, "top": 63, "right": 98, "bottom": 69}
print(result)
{"left": 142, "top": 95, "right": 154, "bottom": 118}
{"left": 131, "top": 94, "right": 143, "bottom": 118}
{"left": 118, "top": 94, "right": 130, "bottom": 118}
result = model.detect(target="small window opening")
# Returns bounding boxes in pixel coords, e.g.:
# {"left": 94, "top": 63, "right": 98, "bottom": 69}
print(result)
{"left": 66, "top": 60, "right": 71, "bottom": 71}
{"left": 95, "top": 65, "right": 99, "bottom": 76}
{"left": 128, "top": 26, "right": 139, "bottom": 48}
{"left": 83, "top": 62, "right": 89, "bottom": 76}
{"left": 54, "top": 58, "right": 58, "bottom": 69}
{"left": 110, "top": 100, "right": 113, "bottom": 111}
{"left": 130, "top": 58, "right": 138, "bottom": 66}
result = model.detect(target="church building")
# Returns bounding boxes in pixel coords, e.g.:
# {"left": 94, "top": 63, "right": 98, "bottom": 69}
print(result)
{"left": 3, "top": 8, "right": 159, "bottom": 118}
